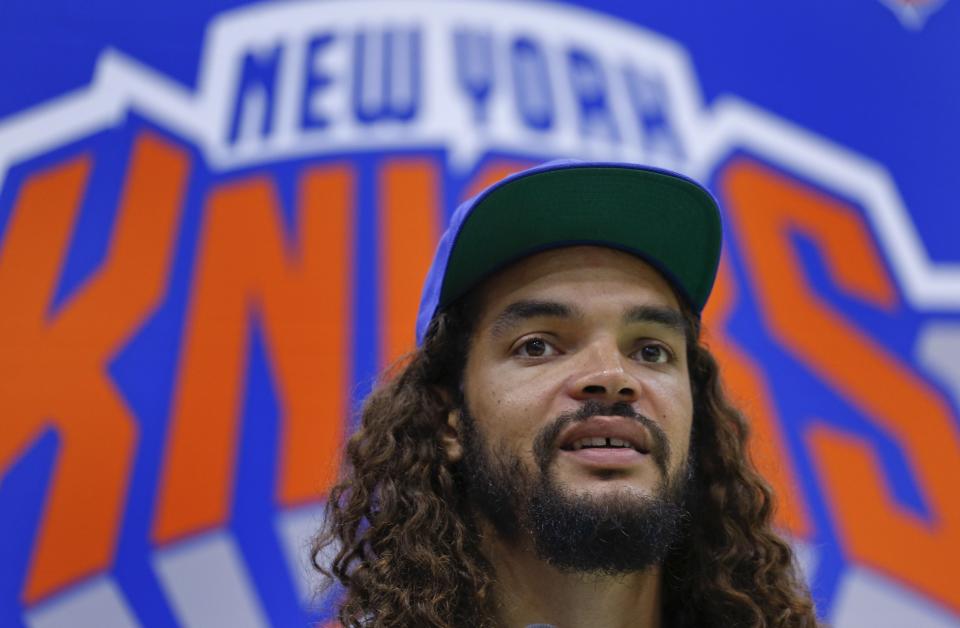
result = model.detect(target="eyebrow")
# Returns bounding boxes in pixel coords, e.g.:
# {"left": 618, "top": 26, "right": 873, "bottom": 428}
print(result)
{"left": 489, "top": 299, "right": 579, "bottom": 338}
{"left": 623, "top": 305, "right": 688, "bottom": 335}
{"left": 487, "top": 300, "right": 690, "bottom": 341}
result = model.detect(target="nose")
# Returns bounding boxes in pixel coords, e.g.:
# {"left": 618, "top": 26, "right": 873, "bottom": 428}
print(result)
{"left": 567, "top": 339, "right": 640, "bottom": 403}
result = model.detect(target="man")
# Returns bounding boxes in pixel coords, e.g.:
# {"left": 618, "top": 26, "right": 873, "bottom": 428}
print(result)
{"left": 314, "top": 161, "right": 819, "bottom": 627}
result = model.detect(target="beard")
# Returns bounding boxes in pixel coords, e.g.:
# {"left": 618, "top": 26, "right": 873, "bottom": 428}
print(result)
{"left": 458, "top": 399, "right": 691, "bottom": 575}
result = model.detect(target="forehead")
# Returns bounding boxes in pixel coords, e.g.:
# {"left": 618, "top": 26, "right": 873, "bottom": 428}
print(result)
{"left": 471, "top": 246, "right": 683, "bottom": 320}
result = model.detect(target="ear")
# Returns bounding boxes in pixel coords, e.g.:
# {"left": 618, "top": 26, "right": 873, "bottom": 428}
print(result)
{"left": 441, "top": 408, "right": 464, "bottom": 463}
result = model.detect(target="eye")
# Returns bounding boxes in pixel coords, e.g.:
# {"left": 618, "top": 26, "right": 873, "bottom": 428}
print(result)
{"left": 636, "top": 342, "right": 672, "bottom": 364}
{"left": 514, "top": 336, "right": 558, "bottom": 358}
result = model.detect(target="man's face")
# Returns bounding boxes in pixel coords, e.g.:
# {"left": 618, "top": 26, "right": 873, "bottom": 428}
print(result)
{"left": 451, "top": 246, "right": 695, "bottom": 571}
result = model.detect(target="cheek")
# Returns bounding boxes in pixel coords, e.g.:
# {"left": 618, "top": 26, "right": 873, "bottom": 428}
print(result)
{"left": 669, "top": 421, "right": 693, "bottom": 469}
{"left": 466, "top": 367, "right": 556, "bottom": 453}
{"left": 646, "top": 376, "right": 694, "bottom": 464}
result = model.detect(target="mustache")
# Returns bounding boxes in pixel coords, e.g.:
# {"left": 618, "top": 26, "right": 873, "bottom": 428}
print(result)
{"left": 532, "top": 400, "right": 670, "bottom": 475}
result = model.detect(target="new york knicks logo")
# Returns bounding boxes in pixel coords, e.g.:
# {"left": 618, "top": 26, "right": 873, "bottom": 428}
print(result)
{"left": 1, "top": 1, "right": 958, "bottom": 626}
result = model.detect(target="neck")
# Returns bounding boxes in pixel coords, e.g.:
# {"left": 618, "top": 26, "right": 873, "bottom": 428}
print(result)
{"left": 483, "top": 529, "right": 663, "bottom": 628}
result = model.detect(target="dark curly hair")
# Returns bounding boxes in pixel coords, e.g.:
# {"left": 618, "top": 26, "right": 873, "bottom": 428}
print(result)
{"left": 313, "top": 297, "right": 820, "bottom": 627}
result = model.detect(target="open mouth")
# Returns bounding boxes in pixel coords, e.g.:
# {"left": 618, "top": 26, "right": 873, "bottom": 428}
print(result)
{"left": 560, "top": 436, "right": 649, "bottom": 454}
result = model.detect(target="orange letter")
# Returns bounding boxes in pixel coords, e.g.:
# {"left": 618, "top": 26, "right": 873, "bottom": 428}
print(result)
{"left": 0, "top": 133, "right": 189, "bottom": 602}
{"left": 152, "top": 164, "right": 353, "bottom": 544}
{"left": 379, "top": 158, "right": 440, "bottom": 367}
{"left": 723, "top": 158, "right": 960, "bottom": 612}
{"left": 702, "top": 257, "right": 811, "bottom": 536}
{"left": 377, "top": 157, "right": 534, "bottom": 368}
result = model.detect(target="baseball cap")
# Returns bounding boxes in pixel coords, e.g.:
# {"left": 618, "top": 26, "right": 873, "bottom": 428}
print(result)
{"left": 415, "top": 160, "right": 723, "bottom": 345}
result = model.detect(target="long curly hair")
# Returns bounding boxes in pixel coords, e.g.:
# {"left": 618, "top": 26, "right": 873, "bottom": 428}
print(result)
{"left": 313, "top": 298, "right": 820, "bottom": 627}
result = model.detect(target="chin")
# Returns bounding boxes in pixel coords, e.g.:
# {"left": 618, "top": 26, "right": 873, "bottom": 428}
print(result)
{"left": 557, "top": 475, "right": 658, "bottom": 499}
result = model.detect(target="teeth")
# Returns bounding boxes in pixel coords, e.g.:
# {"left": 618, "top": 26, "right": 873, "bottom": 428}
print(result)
{"left": 570, "top": 436, "right": 634, "bottom": 450}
